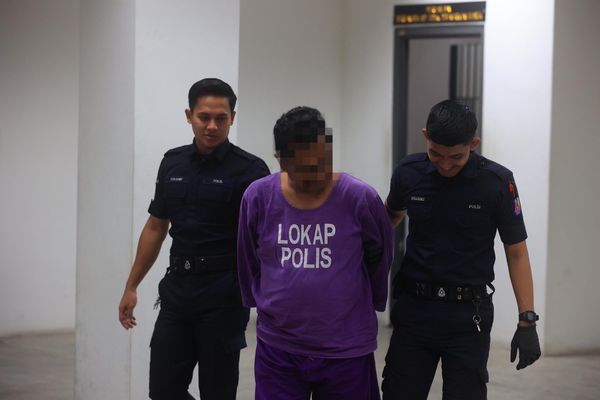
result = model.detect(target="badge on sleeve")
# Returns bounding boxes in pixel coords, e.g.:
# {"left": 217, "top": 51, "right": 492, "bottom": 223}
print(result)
{"left": 508, "top": 179, "right": 522, "bottom": 216}
{"left": 513, "top": 197, "right": 522, "bottom": 216}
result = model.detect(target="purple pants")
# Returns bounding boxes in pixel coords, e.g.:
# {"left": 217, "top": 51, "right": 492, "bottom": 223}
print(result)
{"left": 255, "top": 339, "right": 381, "bottom": 400}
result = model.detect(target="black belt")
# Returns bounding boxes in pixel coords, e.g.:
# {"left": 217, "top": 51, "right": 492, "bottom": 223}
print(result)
{"left": 400, "top": 279, "right": 494, "bottom": 302}
{"left": 168, "top": 254, "right": 236, "bottom": 274}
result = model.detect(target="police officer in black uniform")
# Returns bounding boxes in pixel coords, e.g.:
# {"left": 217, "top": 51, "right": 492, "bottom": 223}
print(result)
{"left": 118, "top": 78, "right": 269, "bottom": 400}
{"left": 381, "top": 100, "right": 541, "bottom": 400}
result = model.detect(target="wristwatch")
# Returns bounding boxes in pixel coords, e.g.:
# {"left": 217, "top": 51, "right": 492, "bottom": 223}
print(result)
{"left": 518, "top": 310, "right": 539, "bottom": 324}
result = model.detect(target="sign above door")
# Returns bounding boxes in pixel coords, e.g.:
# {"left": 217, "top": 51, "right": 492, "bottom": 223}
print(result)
{"left": 394, "top": 2, "right": 486, "bottom": 26}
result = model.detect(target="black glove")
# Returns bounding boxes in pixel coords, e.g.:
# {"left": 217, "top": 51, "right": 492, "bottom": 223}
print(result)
{"left": 510, "top": 325, "right": 541, "bottom": 370}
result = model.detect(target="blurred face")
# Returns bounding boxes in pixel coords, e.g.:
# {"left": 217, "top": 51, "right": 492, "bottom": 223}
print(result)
{"left": 280, "top": 133, "right": 333, "bottom": 193}
{"left": 185, "top": 96, "right": 235, "bottom": 155}
{"left": 423, "top": 128, "right": 480, "bottom": 178}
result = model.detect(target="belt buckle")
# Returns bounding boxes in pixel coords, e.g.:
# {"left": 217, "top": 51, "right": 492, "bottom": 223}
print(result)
{"left": 437, "top": 287, "right": 446, "bottom": 298}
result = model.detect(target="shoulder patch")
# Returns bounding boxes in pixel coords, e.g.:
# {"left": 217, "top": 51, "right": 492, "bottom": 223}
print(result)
{"left": 164, "top": 144, "right": 189, "bottom": 157}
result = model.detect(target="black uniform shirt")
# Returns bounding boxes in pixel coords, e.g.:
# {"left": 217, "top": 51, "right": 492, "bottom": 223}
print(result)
{"left": 149, "top": 139, "right": 270, "bottom": 257}
{"left": 387, "top": 152, "right": 527, "bottom": 286}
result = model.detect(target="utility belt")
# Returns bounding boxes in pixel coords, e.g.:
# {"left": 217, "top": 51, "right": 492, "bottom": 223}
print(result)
{"left": 168, "top": 254, "right": 236, "bottom": 274}
{"left": 397, "top": 278, "right": 496, "bottom": 333}
{"left": 398, "top": 278, "right": 495, "bottom": 303}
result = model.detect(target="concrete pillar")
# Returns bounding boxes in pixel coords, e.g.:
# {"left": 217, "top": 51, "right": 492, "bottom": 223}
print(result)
{"left": 546, "top": 0, "right": 600, "bottom": 355}
{"left": 76, "top": 1, "right": 240, "bottom": 398}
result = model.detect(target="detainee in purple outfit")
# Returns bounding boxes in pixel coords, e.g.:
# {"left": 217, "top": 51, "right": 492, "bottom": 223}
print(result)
{"left": 237, "top": 106, "right": 394, "bottom": 400}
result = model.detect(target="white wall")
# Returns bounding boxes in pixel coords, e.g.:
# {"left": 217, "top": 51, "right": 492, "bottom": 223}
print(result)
{"left": 482, "top": 0, "right": 554, "bottom": 342}
{"left": 237, "top": 0, "right": 344, "bottom": 173}
{"left": 341, "top": 0, "right": 554, "bottom": 344}
{"left": 341, "top": 0, "right": 396, "bottom": 196}
{"left": 0, "top": 0, "right": 78, "bottom": 336}
{"left": 546, "top": 0, "right": 600, "bottom": 354}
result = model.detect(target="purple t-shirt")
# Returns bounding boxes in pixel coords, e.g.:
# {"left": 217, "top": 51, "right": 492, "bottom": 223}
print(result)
{"left": 237, "top": 172, "right": 393, "bottom": 358}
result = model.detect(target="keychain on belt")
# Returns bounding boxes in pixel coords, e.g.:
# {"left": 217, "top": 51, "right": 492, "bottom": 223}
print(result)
{"left": 472, "top": 296, "right": 482, "bottom": 332}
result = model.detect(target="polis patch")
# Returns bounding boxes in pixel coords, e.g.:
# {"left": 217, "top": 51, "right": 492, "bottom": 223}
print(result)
{"left": 508, "top": 180, "right": 522, "bottom": 216}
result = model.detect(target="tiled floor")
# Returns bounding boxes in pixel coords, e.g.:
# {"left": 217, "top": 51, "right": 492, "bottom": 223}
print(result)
{"left": 0, "top": 331, "right": 74, "bottom": 400}
{"left": 1, "top": 322, "right": 599, "bottom": 399}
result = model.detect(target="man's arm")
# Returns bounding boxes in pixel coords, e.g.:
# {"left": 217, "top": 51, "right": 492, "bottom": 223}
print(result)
{"left": 236, "top": 193, "right": 261, "bottom": 308}
{"left": 360, "top": 192, "right": 395, "bottom": 312}
{"left": 504, "top": 240, "right": 535, "bottom": 319}
{"left": 505, "top": 240, "right": 541, "bottom": 370}
{"left": 384, "top": 200, "right": 407, "bottom": 228}
{"left": 118, "top": 215, "right": 169, "bottom": 329}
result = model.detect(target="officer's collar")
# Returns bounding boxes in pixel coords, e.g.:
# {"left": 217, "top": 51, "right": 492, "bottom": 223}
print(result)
{"left": 425, "top": 151, "right": 480, "bottom": 179}
{"left": 459, "top": 152, "right": 480, "bottom": 179}
{"left": 425, "top": 161, "right": 437, "bottom": 175}
{"left": 189, "top": 139, "right": 231, "bottom": 162}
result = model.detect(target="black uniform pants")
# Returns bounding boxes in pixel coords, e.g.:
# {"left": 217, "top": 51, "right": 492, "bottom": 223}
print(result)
{"left": 382, "top": 292, "right": 494, "bottom": 400}
{"left": 149, "top": 272, "right": 249, "bottom": 400}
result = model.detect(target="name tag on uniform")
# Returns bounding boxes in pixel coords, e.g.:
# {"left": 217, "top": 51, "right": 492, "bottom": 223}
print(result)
{"left": 199, "top": 177, "right": 233, "bottom": 202}
{"left": 202, "top": 177, "right": 229, "bottom": 186}
{"left": 410, "top": 196, "right": 426, "bottom": 202}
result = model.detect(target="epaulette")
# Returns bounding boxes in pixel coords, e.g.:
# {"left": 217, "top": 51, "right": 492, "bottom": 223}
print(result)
{"left": 399, "top": 152, "right": 428, "bottom": 166}
{"left": 164, "top": 145, "right": 189, "bottom": 157}
{"left": 230, "top": 143, "right": 261, "bottom": 162}
{"left": 392, "top": 153, "right": 429, "bottom": 187}
{"left": 478, "top": 157, "right": 513, "bottom": 181}
{"left": 396, "top": 153, "right": 430, "bottom": 174}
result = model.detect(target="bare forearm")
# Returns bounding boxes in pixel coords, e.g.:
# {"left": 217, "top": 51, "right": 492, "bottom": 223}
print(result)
{"left": 505, "top": 241, "right": 535, "bottom": 313}
{"left": 124, "top": 218, "right": 168, "bottom": 291}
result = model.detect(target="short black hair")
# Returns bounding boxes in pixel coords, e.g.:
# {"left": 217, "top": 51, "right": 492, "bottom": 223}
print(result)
{"left": 188, "top": 78, "right": 237, "bottom": 111}
{"left": 274, "top": 106, "right": 330, "bottom": 158}
{"left": 426, "top": 100, "right": 478, "bottom": 146}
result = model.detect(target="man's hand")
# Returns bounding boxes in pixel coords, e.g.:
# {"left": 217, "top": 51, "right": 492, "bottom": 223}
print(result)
{"left": 118, "top": 289, "right": 138, "bottom": 329}
{"left": 510, "top": 325, "right": 541, "bottom": 370}
{"left": 118, "top": 216, "right": 168, "bottom": 330}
